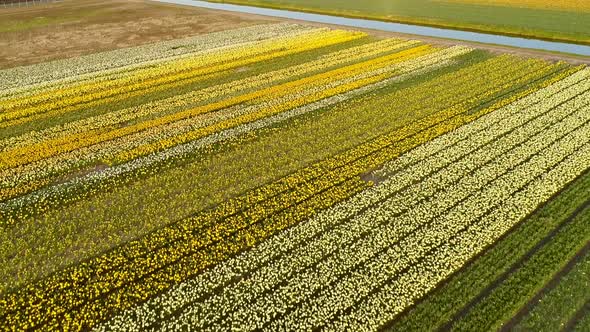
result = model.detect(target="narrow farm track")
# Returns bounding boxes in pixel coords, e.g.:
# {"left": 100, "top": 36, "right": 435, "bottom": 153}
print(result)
{"left": 1, "top": 20, "right": 589, "bottom": 331}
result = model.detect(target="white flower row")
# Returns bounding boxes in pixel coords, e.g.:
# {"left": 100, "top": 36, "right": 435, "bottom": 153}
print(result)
{"left": 376, "top": 67, "right": 590, "bottom": 176}
{"left": 93, "top": 68, "right": 589, "bottom": 331}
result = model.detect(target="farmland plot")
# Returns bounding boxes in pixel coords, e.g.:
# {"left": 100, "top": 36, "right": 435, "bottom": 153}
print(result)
{"left": 0, "top": 22, "right": 589, "bottom": 331}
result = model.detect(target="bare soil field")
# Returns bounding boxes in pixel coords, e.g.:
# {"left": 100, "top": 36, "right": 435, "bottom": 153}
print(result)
{"left": 0, "top": 0, "right": 272, "bottom": 69}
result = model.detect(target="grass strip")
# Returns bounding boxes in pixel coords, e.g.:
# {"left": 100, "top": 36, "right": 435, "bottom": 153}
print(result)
{"left": 573, "top": 302, "right": 590, "bottom": 332}
{"left": 512, "top": 243, "right": 590, "bottom": 331}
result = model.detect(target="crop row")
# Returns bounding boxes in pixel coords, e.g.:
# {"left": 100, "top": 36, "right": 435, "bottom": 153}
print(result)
{"left": 448, "top": 206, "right": 590, "bottom": 331}
{"left": 0, "top": 67, "right": 462, "bottom": 330}
{"left": 0, "top": 45, "right": 465, "bottom": 223}
{"left": 0, "top": 37, "right": 416, "bottom": 203}
{"left": 0, "top": 51, "right": 545, "bottom": 232}
{"left": 0, "top": 46, "right": 434, "bottom": 215}
{"left": 329, "top": 140, "right": 590, "bottom": 331}
{"left": 0, "top": 51, "right": 516, "bottom": 196}
{"left": 0, "top": 51, "right": 538, "bottom": 202}
{"left": 0, "top": 43, "right": 431, "bottom": 175}
{"left": 0, "top": 51, "right": 489, "bottom": 294}
{"left": 1, "top": 30, "right": 366, "bottom": 130}
{"left": 0, "top": 39, "right": 416, "bottom": 152}
{"left": 0, "top": 28, "right": 355, "bottom": 115}
{"left": 0, "top": 26, "right": 328, "bottom": 113}
{"left": 512, "top": 239, "right": 590, "bottom": 331}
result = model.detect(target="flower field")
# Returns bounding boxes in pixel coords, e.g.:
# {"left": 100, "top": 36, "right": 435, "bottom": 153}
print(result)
{"left": 1, "top": 22, "right": 589, "bottom": 331}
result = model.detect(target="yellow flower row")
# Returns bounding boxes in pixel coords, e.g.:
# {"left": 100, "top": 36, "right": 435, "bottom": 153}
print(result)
{"left": 0, "top": 40, "right": 419, "bottom": 203}
{"left": 108, "top": 64, "right": 410, "bottom": 164}
{"left": 0, "top": 28, "right": 347, "bottom": 115}
{"left": 0, "top": 29, "right": 364, "bottom": 128}
{"left": 0, "top": 45, "right": 431, "bottom": 170}
{"left": 0, "top": 38, "right": 418, "bottom": 152}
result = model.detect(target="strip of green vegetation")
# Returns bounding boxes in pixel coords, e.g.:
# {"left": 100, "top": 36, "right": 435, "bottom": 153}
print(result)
{"left": 574, "top": 307, "right": 590, "bottom": 332}
{"left": 208, "top": 0, "right": 590, "bottom": 45}
{"left": 513, "top": 247, "right": 590, "bottom": 331}
{"left": 369, "top": 49, "right": 491, "bottom": 97}
{"left": 0, "top": 17, "right": 67, "bottom": 33}
{"left": 449, "top": 200, "right": 590, "bottom": 331}
{"left": 387, "top": 170, "right": 590, "bottom": 331}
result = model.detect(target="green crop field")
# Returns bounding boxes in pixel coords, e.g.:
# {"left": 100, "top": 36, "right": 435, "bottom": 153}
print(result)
{"left": 208, "top": 0, "right": 590, "bottom": 45}
{"left": 1, "top": 1, "right": 590, "bottom": 331}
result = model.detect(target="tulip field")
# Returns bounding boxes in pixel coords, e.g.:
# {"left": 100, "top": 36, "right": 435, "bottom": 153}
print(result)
{"left": 1, "top": 22, "right": 590, "bottom": 330}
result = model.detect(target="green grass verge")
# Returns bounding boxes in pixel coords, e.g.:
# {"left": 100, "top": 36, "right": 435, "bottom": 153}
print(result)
{"left": 0, "top": 9, "right": 103, "bottom": 33}
{"left": 513, "top": 247, "right": 590, "bottom": 331}
{"left": 574, "top": 307, "right": 590, "bottom": 331}
{"left": 386, "top": 169, "right": 590, "bottom": 331}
